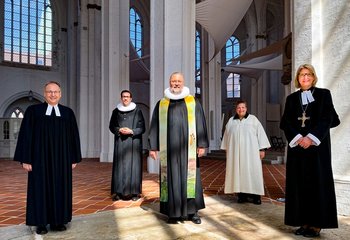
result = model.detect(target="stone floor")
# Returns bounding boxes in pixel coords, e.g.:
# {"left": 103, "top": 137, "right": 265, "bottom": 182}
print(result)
{"left": 1, "top": 156, "right": 349, "bottom": 239}
{"left": 1, "top": 195, "right": 350, "bottom": 240}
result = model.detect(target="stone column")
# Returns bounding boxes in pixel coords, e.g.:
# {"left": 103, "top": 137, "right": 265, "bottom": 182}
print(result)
{"left": 66, "top": 0, "right": 78, "bottom": 112}
{"left": 78, "top": 0, "right": 103, "bottom": 158}
{"left": 252, "top": 0, "right": 267, "bottom": 126}
{"left": 99, "top": 0, "right": 130, "bottom": 162}
{"left": 148, "top": 0, "right": 196, "bottom": 172}
{"left": 202, "top": 30, "right": 222, "bottom": 151}
{"left": 150, "top": 0, "right": 195, "bottom": 98}
{"left": 78, "top": 0, "right": 89, "bottom": 158}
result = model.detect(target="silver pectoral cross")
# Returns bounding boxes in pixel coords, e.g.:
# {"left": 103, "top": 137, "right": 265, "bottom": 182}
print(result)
{"left": 298, "top": 112, "right": 310, "bottom": 127}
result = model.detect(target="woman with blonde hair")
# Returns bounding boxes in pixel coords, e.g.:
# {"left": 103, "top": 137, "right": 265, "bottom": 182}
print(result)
{"left": 280, "top": 64, "right": 340, "bottom": 237}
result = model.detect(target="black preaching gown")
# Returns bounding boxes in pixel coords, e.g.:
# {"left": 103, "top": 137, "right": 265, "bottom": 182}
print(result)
{"left": 149, "top": 97, "right": 209, "bottom": 218}
{"left": 14, "top": 103, "right": 82, "bottom": 226}
{"left": 280, "top": 87, "right": 340, "bottom": 228}
{"left": 109, "top": 107, "right": 145, "bottom": 196}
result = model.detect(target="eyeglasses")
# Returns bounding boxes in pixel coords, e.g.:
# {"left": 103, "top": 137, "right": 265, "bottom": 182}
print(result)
{"left": 46, "top": 90, "right": 60, "bottom": 95}
{"left": 299, "top": 73, "right": 313, "bottom": 77}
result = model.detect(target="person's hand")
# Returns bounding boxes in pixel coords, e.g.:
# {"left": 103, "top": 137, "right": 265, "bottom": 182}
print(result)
{"left": 125, "top": 128, "right": 133, "bottom": 135}
{"left": 197, "top": 148, "right": 205, "bottom": 157}
{"left": 119, "top": 127, "right": 126, "bottom": 134}
{"left": 296, "top": 137, "right": 303, "bottom": 145}
{"left": 259, "top": 151, "right": 265, "bottom": 159}
{"left": 72, "top": 163, "right": 77, "bottom": 169}
{"left": 298, "top": 136, "right": 312, "bottom": 149}
{"left": 149, "top": 151, "right": 158, "bottom": 160}
{"left": 22, "top": 163, "right": 32, "bottom": 172}
{"left": 119, "top": 127, "right": 133, "bottom": 135}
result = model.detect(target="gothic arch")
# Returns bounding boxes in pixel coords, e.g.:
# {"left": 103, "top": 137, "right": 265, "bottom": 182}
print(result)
{"left": 0, "top": 91, "right": 44, "bottom": 117}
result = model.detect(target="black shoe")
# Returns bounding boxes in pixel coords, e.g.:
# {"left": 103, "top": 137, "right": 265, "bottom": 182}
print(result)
{"left": 191, "top": 214, "right": 201, "bottom": 224}
{"left": 167, "top": 218, "right": 178, "bottom": 224}
{"left": 237, "top": 196, "right": 247, "bottom": 203}
{"left": 36, "top": 225, "right": 48, "bottom": 235}
{"left": 250, "top": 194, "right": 261, "bottom": 205}
{"left": 294, "top": 226, "right": 307, "bottom": 235}
{"left": 253, "top": 197, "right": 262, "bottom": 205}
{"left": 112, "top": 194, "right": 120, "bottom": 201}
{"left": 253, "top": 199, "right": 261, "bottom": 205}
{"left": 237, "top": 193, "right": 248, "bottom": 203}
{"left": 131, "top": 195, "right": 140, "bottom": 201}
{"left": 303, "top": 228, "right": 321, "bottom": 238}
{"left": 51, "top": 224, "right": 66, "bottom": 231}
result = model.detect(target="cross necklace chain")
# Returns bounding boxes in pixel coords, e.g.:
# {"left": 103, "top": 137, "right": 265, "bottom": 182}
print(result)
{"left": 298, "top": 90, "right": 313, "bottom": 127}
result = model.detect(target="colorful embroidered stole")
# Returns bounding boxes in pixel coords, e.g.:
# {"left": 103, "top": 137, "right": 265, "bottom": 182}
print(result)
{"left": 159, "top": 95, "right": 197, "bottom": 202}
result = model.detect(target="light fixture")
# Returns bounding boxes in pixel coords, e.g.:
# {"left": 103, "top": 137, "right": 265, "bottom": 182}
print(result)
{"left": 28, "top": 90, "right": 33, "bottom": 101}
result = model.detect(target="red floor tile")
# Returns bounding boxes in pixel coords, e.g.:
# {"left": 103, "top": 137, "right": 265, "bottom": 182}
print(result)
{"left": 0, "top": 157, "right": 285, "bottom": 228}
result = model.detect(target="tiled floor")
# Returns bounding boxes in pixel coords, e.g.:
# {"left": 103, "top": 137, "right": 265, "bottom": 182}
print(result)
{"left": 0, "top": 157, "right": 286, "bottom": 228}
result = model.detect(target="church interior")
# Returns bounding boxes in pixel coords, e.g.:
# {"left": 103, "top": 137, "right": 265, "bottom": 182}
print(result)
{"left": 0, "top": 0, "right": 289, "bottom": 160}
{"left": 0, "top": 0, "right": 349, "bottom": 238}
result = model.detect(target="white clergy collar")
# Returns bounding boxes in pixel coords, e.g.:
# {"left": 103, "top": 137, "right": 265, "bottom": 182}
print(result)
{"left": 164, "top": 86, "right": 190, "bottom": 100}
{"left": 117, "top": 102, "right": 136, "bottom": 112}
{"left": 45, "top": 104, "right": 61, "bottom": 116}
{"left": 301, "top": 89, "right": 315, "bottom": 105}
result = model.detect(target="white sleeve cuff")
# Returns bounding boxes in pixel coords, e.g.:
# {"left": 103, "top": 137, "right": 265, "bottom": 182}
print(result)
{"left": 289, "top": 134, "right": 302, "bottom": 148}
{"left": 307, "top": 133, "right": 321, "bottom": 146}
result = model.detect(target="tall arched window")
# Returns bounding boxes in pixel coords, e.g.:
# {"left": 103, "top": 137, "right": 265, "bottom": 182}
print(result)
{"left": 129, "top": 7, "right": 143, "bottom": 58}
{"left": 3, "top": 121, "right": 10, "bottom": 140}
{"left": 195, "top": 30, "right": 201, "bottom": 96}
{"left": 225, "top": 36, "right": 240, "bottom": 65}
{"left": 4, "top": 0, "right": 53, "bottom": 66}
{"left": 225, "top": 36, "right": 240, "bottom": 98}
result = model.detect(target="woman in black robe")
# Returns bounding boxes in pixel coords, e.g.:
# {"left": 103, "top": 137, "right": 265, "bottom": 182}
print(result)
{"left": 280, "top": 64, "right": 340, "bottom": 238}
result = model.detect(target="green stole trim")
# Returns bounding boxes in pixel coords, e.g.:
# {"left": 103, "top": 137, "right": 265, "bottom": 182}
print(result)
{"left": 159, "top": 95, "right": 197, "bottom": 202}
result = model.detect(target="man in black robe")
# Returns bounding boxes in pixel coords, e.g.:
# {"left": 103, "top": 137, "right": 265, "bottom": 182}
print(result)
{"left": 148, "top": 72, "right": 209, "bottom": 224}
{"left": 280, "top": 64, "right": 340, "bottom": 237}
{"left": 14, "top": 81, "right": 82, "bottom": 235}
{"left": 109, "top": 90, "right": 145, "bottom": 201}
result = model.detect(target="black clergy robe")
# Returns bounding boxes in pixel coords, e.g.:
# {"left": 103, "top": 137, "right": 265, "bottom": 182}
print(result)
{"left": 280, "top": 87, "right": 340, "bottom": 228}
{"left": 109, "top": 107, "right": 145, "bottom": 196}
{"left": 148, "top": 97, "right": 209, "bottom": 218}
{"left": 14, "top": 102, "right": 82, "bottom": 226}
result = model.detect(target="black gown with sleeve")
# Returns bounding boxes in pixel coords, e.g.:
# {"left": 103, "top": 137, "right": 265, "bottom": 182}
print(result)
{"left": 148, "top": 97, "right": 209, "bottom": 218}
{"left": 280, "top": 87, "right": 340, "bottom": 228}
{"left": 109, "top": 107, "right": 145, "bottom": 196}
{"left": 14, "top": 103, "right": 82, "bottom": 226}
